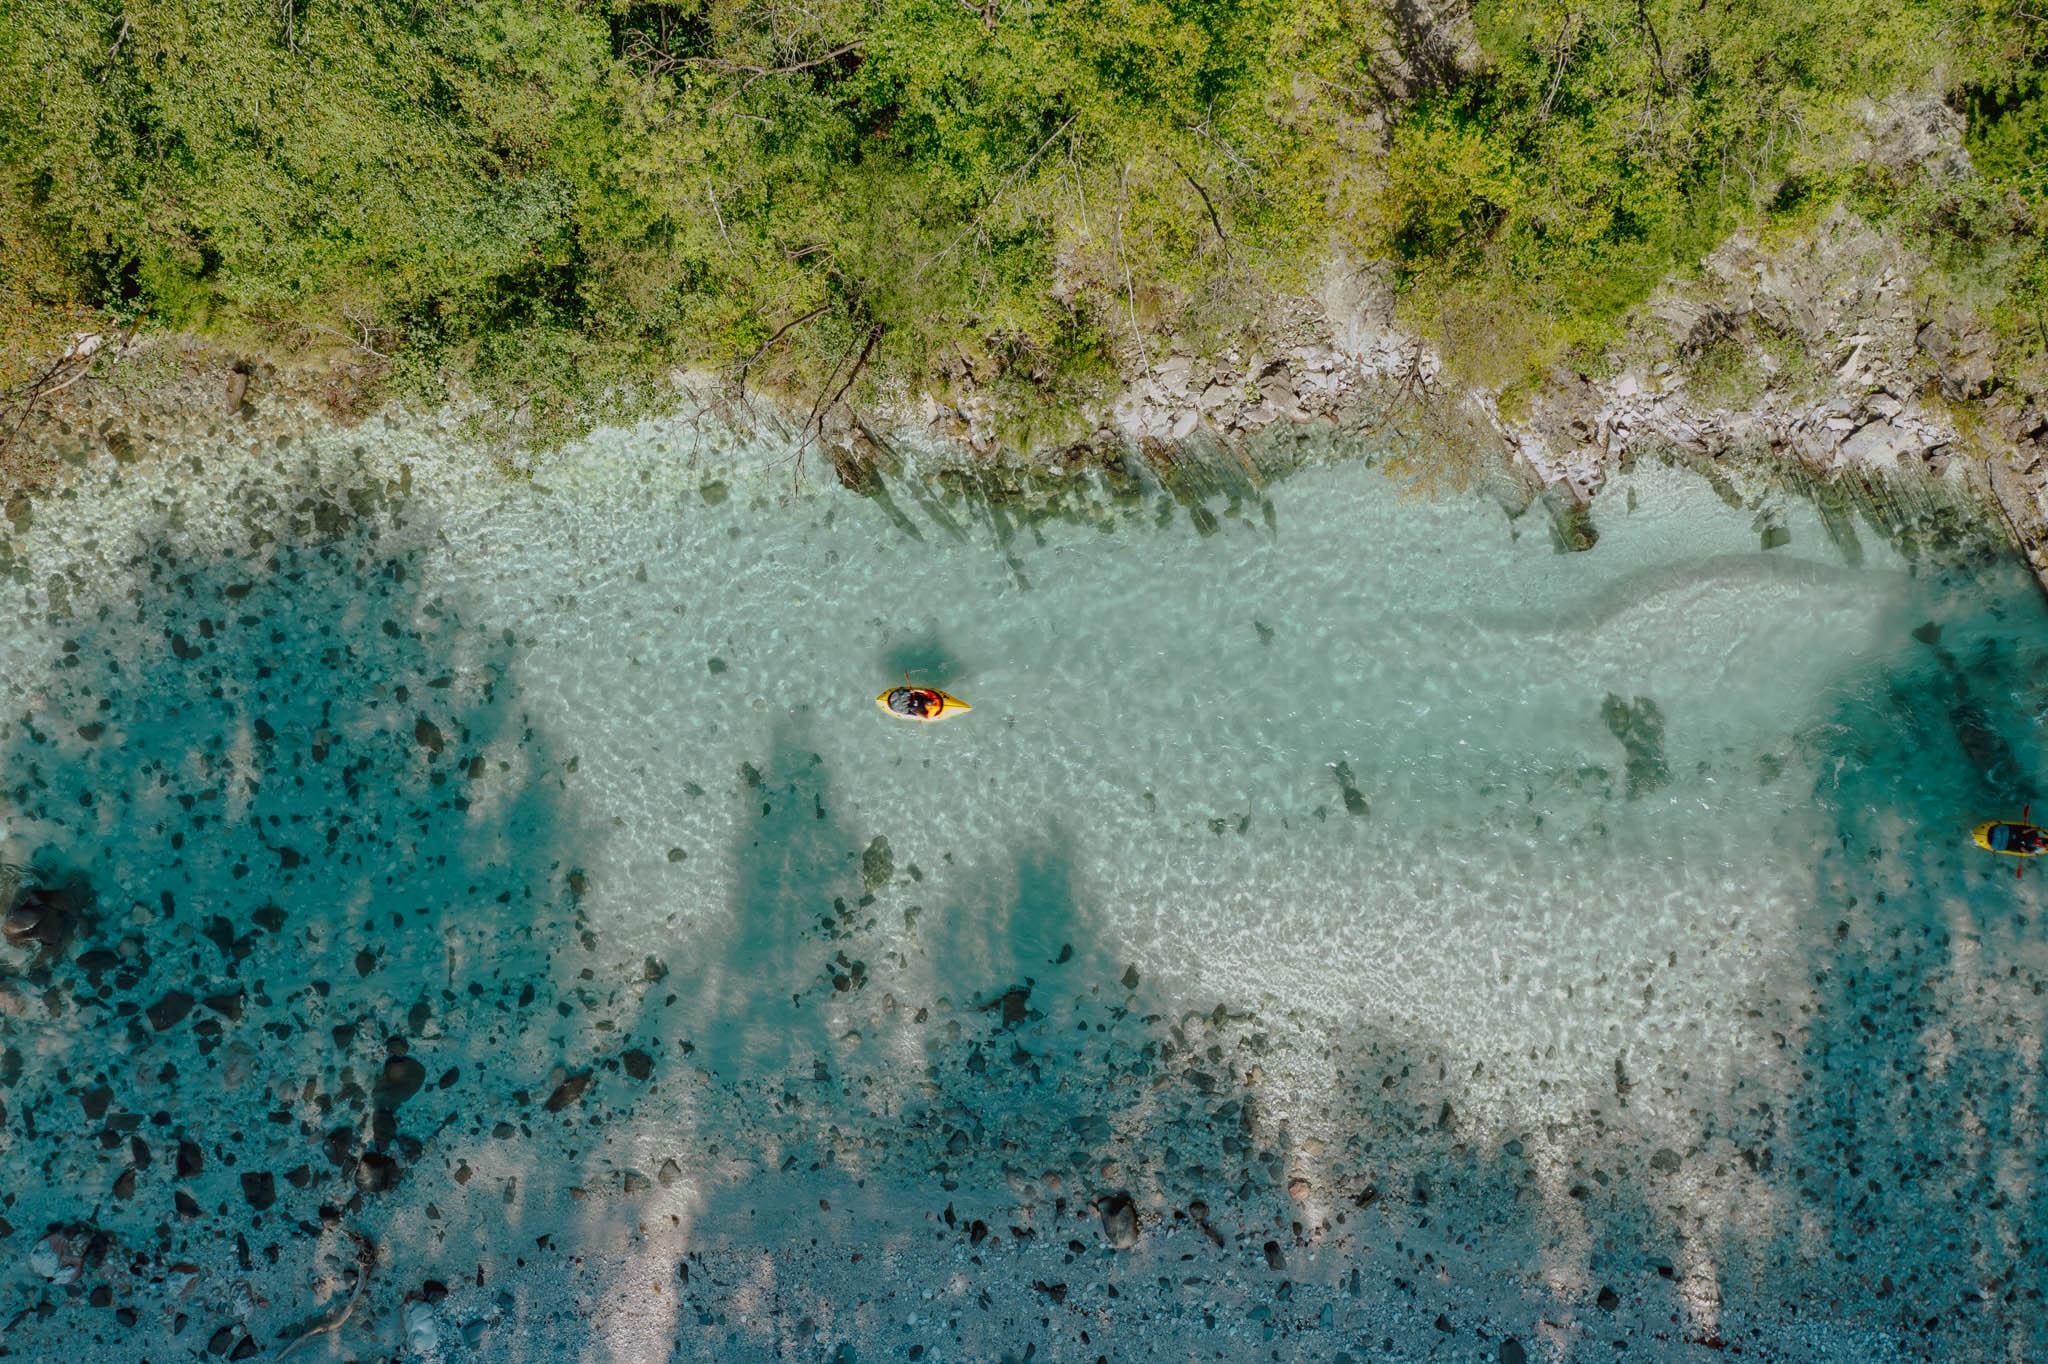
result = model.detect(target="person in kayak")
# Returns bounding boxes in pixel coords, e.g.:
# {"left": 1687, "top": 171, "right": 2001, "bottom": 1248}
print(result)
{"left": 1994, "top": 821, "right": 2048, "bottom": 854}
{"left": 885, "top": 686, "right": 943, "bottom": 718}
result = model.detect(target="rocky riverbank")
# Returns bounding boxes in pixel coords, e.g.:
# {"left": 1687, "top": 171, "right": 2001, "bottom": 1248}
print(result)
{"left": 7, "top": 93, "right": 2046, "bottom": 596}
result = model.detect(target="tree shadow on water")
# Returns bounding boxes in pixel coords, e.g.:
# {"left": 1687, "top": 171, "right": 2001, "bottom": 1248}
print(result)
{"left": 686, "top": 718, "right": 863, "bottom": 1092}
{"left": 0, "top": 462, "right": 594, "bottom": 1359}
{"left": 1719, "top": 575, "right": 2048, "bottom": 1358}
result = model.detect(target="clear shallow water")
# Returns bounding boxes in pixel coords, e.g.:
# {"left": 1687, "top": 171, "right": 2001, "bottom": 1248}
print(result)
{"left": 3, "top": 422, "right": 2047, "bottom": 1359}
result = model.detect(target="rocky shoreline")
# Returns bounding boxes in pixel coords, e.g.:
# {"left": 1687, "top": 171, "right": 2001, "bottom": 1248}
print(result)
{"left": 7, "top": 195, "right": 2046, "bottom": 603}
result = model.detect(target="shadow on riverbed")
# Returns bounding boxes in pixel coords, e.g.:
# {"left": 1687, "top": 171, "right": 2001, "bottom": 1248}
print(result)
{"left": 1733, "top": 564, "right": 2048, "bottom": 1358}
{"left": 0, "top": 459, "right": 603, "bottom": 1357}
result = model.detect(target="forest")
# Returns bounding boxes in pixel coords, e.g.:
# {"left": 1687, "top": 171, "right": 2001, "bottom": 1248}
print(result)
{"left": 3, "top": 0, "right": 2044, "bottom": 441}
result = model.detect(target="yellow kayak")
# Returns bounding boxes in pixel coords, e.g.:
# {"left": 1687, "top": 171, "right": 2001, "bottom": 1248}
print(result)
{"left": 1973, "top": 819, "right": 2047, "bottom": 856}
{"left": 876, "top": 686, "right": 970, "bottom": 722}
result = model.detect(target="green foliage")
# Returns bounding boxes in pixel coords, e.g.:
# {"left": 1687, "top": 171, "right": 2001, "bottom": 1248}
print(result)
{"left": 1364, "top": 0, "right": 1989, "bottom": 385}
{"left": 2, "top": 0, "right": 2045, "bottom": 435}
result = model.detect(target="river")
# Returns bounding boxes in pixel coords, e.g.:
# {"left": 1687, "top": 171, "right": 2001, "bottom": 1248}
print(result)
{"left": 1, "top": 417, "right": 2043, "bottom": 1360}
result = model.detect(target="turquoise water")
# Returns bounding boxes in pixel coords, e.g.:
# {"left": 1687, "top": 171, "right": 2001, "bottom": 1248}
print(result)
{"left": 2, "top": 424, "right": 2046, "bottom": 1359}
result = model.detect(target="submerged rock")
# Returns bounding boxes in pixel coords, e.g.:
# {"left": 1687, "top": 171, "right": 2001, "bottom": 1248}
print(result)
{"left": 240, "top": 1172, "right": 276, "bottom": 1211}
{"left": 543, "top": 1070, "right": 593, "bottom": 1113}
{"left": 2, "top": 887, "right": 66, "bottom": 948}
{"left": 146, "top": 991, "right": 196, "bottom": 1031}
{"left": 355, "top": 1153, "right": 400, "bottom": 1193}
{"left": 1329, "top": 760, "right": 1370, "bottom": 816}
{"left": 1601, "top": 695, "right": 1670, "bottom": 797}
{"left": 29, "top": 1231, "right": 82, "bottom": 1284}
{"left": 861, "top": 836, "right": 893, "bottom": 890}
{"left": 1097, "top": 1192, "right": 1139, "bottom": 1249}
{"left": 374, "top": 1055, "right": 427, "bottom": 1111}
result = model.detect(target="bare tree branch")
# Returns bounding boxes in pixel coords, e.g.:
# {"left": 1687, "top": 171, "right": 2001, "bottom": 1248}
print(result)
{"left": 1170, "top": 157, "right": 1229, "bottom": 254}
{"left": 1636, "top": 0, "right": 1672, "bottom": 96}
{"left": 734, "top": 304, "right": 828, "bottom": 398}
{"left": 1538, "top": 12, "right": 1579, "bottom": 123}
{"left": 687, "top": 42, "right": 862, "bottom": 78}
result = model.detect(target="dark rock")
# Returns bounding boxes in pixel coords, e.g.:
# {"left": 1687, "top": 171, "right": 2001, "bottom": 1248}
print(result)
{"left": 2, "top": 888, "right": 66, "bottom": 947}
{"left": 543, "top": 1070, "right": 593, "bottom": 1113}
{"left": 861, "top": 836, "right": 894, "bottom": 890}
{"left": 79, "top": 1085, "right": 113, "bottom": 1120}
{"left": 240, "top": 1172, "right": 276, "bottom": 1211}
{"left": 1911, "top": 621, "right": 1941, "bottom": 645}
{"left": 1120, "top": 963, "right": 1139, "bottom": 991}
{"left": 622, "top": 1049, "right": 653, "bottom": 1080}
{"left": 1263, "top": 1239, "right": 1286, "bottom": 1271}
{"left": 1097, "top": 1191, "right": 1139, "bottom": 1249}
{"left": 1500, "top": 1339, "right": 1528, "bottom": 1364}
{"left": 1596, "top": 1285, "right": 1619, "bottom": 1312}
{"left": 1649, "top": 1147, "right": 1682, "bottom": 1174}
{"left": 374, "top": 1056, "right": 427, "bottom": 1111}
{"left": 355, "top": 1153, "right": 400, "bottom": 1193}
{"left": 176, "top": 1140, "right": 204, "bottom": 1177}
{"left": 1330, "top": 760, "right": 1370, "bottom": 816}
{"left": 146, "top": 990, "right": 196, "bottom": 1031}
{"left": 413, "top": 716, "right": 444, "bottom": 753}
{"left": 985, "top": 985, "right": 1032, "bottom": 1028}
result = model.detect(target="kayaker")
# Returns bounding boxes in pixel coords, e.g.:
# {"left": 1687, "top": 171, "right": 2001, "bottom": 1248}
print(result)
{"left": 885, "top": 687, "right": 942, "bottom": 718}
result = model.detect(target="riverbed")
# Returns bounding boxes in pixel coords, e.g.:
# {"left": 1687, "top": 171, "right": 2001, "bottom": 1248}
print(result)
{"left": 1, "top": 416, "right": 2044, "bottom": 1360}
